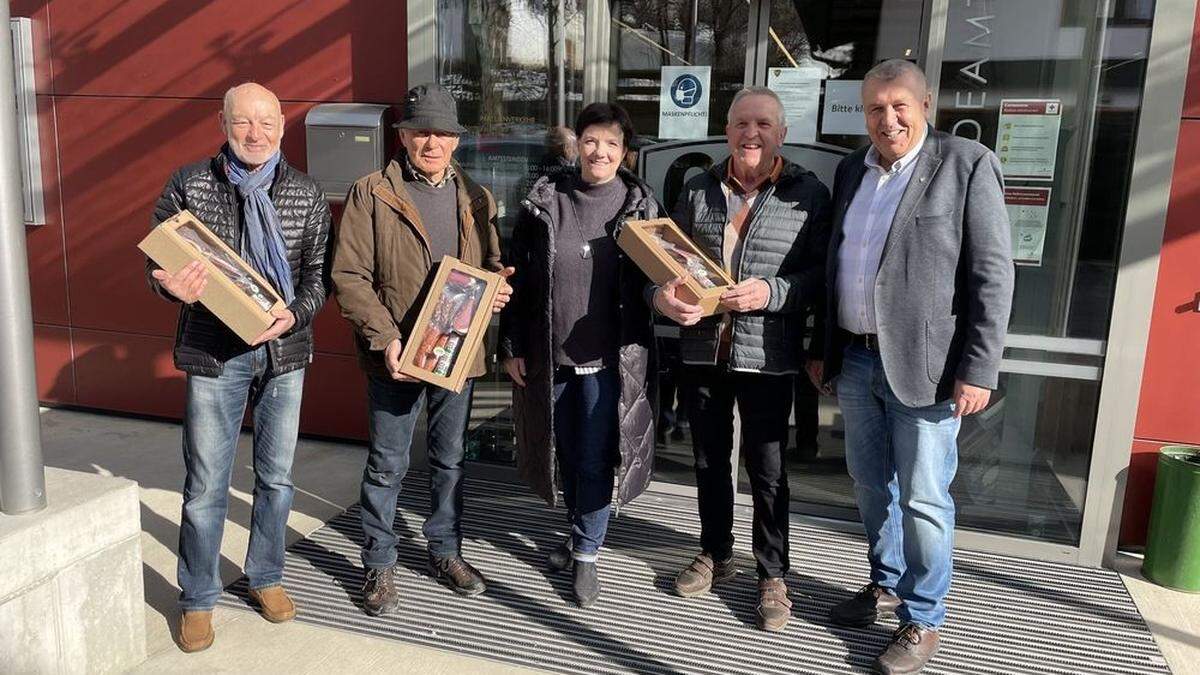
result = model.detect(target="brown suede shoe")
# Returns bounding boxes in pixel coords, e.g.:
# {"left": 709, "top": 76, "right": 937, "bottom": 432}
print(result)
{"left": 177, "top": 610, "right": 214, "bottom": 653}
{"left": 830, "top": 582, "right": 902, "bottom": 627}
{"left": 756, "top": 577, "right": 793, "bottom": 632}
{"left": 874, "top": 623, "right": 940, "bottom": 675}
{"left": 249, "top": 585, "right": 297, "bottom": 623}
{"left": 674, "top": 552, "right": 737, "bottom": 598}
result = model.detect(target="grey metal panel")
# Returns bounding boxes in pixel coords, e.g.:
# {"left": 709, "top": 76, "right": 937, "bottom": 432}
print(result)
{"left": 220, "top": 476, "right": 1168, "bottom": 674}
{"left": 9, "top": 17, "right": 42, "bottom": 226}
{"left": 304, "top": 103, "right": 389, "bottom": 128}
{"left": 1080, "top": 0, "right": 1197, "bottom": 568}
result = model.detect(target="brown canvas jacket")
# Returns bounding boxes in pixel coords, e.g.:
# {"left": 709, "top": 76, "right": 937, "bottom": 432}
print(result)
{"left": 331, "top": 154, "right": 502, "bottom": 378}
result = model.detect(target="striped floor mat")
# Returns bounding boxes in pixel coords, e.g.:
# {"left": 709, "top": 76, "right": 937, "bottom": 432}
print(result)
{"left": 220, "top": 476, "right": 1168, "bottom": 674}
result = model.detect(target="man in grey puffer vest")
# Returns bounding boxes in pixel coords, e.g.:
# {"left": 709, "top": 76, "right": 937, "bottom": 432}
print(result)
{"left": 655, "top": 87, "right": 831, "bottom": 632}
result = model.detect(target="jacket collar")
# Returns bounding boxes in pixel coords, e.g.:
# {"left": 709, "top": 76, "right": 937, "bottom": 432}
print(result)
{"left": 524, "top": 166, "right": 654, "bottom": 219}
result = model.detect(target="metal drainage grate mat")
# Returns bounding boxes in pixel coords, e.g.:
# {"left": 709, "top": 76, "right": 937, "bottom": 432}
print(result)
{"left": 220, "top": 476, "right": 1169, "bottom": 674}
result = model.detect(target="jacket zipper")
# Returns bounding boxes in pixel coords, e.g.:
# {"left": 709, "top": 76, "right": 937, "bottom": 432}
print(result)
{"left": 727, "top": 179, "right": 779, "bottom": 371}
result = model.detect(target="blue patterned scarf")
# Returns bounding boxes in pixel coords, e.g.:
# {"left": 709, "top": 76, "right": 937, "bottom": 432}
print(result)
{"left": 224, "top": 148, "right": 294, "bottom": 303}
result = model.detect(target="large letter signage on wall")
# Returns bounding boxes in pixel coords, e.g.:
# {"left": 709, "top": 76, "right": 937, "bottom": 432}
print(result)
{"left": 659, "top": 65, "right": 711, "bottom": 139}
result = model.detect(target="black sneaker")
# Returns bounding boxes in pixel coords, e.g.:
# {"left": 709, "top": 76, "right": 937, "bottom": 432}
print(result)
{"left": 428, "top": 553, "right": 487, "bottom": 597}
{"left": 362, "top": 565, "right": 401, "bottom": 616}
{"left": 573, "top": 560, "right": 600, "bottom": 608}
{"left": 547, "top": 538, "right": 574, "bottom": 573}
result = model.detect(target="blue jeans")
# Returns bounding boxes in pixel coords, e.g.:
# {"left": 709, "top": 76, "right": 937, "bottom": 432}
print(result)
{"left": 836, "top": 344, "right": 960, "bottom": 629}
{"left": 178, "top": 346, "right": 305, "bottom": 611}
{"left": 553, "top": 367, "right": 619, "bottom": 562}
{"left": 360, "top": 375, "right": 474, "bottom": 569}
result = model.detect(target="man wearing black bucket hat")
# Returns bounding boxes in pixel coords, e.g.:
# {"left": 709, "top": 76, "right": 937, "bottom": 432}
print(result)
{"left": 331, "top": 84, "right": 513, "bottom": 616}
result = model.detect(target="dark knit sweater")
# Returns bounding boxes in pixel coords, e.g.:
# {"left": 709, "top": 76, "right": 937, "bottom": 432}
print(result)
{"left": 405, "top": 176, "right": 459, "bottom": 262}
{"left": 551, "top": 174, "right": 628, "bottom": 368}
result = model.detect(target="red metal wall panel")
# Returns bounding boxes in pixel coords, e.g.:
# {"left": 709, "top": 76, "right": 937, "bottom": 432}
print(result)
{"left": 1123, "top": 4, "right": 1200, "bottom": 546}
{"left": 26, "top": 96, "right": 68, "bottom": 325}
{"left": 1183, "top": 3, "right": 1200, "bottom": 119}
{"left": 33, "top": 324, "right": 74, "bottom": 404}
{"left": 71, "top": 328, "right": 184, "bottom": 417}
{"left": 1134, "top": 119, "right": 1200, "bottom": 443}
{"left": 46, "top": 0, "right": 406, "bottom": 102}
{"left": 19, "top": 0, "right": 409, "bottom": 441}
{"left": 300, "top": 353, "right": 368, "bottom": 441}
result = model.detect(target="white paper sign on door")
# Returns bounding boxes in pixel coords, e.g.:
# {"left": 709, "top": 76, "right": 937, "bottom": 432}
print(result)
{"left": 1005, "top": 186, "right": 1052, "bottom": 266}
{"left": 996, "top": 99, "right": 1062, "bottom": 181}
{"left": 821, "top": 80, "right": 866, "bottom": 136}
{"left": 659, "top": 66, "right": 712, "bottom": 140}
{"left": 768, "top": 67, "right": 822, "bottom": 143}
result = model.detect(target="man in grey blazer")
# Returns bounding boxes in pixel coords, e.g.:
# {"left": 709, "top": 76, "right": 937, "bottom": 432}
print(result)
{"left": 813, "top": 60, "right": 1013, "bottom": 674}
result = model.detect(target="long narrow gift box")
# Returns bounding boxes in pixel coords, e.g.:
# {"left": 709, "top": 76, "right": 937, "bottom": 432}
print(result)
{"left": 138, "top": 210, "right": 285, "bottom": 344}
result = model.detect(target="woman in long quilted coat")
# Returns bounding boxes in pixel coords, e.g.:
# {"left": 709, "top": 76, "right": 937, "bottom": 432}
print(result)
{"left": 498, "top": 102, "right": 659, "bottom": 608}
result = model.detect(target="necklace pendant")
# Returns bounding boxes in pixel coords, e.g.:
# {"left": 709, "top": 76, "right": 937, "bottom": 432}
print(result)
{"left": 580, "top": 242, "right": 592, "bottom": 259}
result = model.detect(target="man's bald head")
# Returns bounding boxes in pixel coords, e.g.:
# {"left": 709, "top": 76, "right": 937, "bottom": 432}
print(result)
{"left": 220, "top": 82, "right": 285, "bottom": 169}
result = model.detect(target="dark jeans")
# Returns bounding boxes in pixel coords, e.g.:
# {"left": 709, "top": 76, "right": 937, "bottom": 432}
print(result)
{"left": 685, "top": 366, "right": 794, "bottom": 579}
{"left": 553, "top": 367, "right": 620, "bottom": 561}
{"left": 178, "top": 346, "right": 304, "bottom": 611}
{"left": 359, "top": 375, "right": 474, "bottom": 569}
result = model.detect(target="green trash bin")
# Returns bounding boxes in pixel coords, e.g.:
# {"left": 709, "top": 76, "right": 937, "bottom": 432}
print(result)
{"left": 1142, "top": 445, "right": 1200, "bottom": 592}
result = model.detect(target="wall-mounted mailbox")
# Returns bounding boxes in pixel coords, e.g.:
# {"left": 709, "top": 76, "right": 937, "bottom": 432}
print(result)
{"left": 305, "top": 103, "right": 391, "bottom": 202}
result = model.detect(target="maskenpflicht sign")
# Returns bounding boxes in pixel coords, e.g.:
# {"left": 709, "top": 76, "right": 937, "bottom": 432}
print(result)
{"left": 659, "top": 66, "right": 711, "bottom": 140}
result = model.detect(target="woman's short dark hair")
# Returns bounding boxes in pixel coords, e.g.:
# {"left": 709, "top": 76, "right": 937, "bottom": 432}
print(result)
{"left": 574, "top": 102, "right": 637, "bottom": 150}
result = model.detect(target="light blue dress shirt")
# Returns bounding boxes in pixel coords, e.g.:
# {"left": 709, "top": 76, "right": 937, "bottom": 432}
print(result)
{"left": 836, "top": 130, "right": 928, "bottom": 335}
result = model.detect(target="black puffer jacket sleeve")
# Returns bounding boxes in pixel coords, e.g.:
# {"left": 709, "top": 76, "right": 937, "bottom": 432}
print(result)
{"left": 146, "top": 169, "right": 188, "bottom": 303}
{"left": 287, "top": 183, "right": 332, "bottom": 330}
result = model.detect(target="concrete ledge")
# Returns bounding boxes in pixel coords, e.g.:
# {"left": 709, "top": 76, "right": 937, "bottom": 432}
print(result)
{"left": 0, "top": 468, "right": 147, "bottom": 673}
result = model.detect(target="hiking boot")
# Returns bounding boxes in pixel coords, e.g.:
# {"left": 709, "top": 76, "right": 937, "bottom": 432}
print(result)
{"left": 547, "top": 537, "right": 574, "bottom": 572}
{"left": 674, "top": 552, "right": 737, "bottom": 598}
{"left": 177, "top": 610, "right": 214, "bottom": 653}
{"left": 362, "top": 565, "right": 401, "bottom": 616}
{"left": 830, "top": 582, "right": 902, "bottom": 627}
{"left": 249, "top": 585, "right": 296, "bottom": 623}
{"left": 757, "top": 577, "right": 792, "bottom": 632}
{"left": 874, "top": 623, "right": 941, "bottom": 674}
{"left": 573, "top": 560, "right": 601, "bottom": 608}
{"left": 428, "top": 553, "right": 487, "bottom": 597}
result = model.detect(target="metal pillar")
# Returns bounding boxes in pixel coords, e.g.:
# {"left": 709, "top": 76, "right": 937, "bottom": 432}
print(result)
{"left": 0, "top": 3, "right": 47, "bottom": 515}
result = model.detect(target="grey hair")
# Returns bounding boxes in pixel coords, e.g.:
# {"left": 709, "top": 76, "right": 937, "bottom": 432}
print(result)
{"left": 864, "top": 59, "right": 929, "bottom": 94}
{"left": 727, "top": 86, "right": 786, "bottom": 126}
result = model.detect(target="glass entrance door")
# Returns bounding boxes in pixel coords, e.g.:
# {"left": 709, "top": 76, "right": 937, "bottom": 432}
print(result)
{"left": 420, "top": 0, "right": 1158, "bottom": 552}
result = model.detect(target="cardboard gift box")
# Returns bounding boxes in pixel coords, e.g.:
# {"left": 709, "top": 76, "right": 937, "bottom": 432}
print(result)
{"left": 398, "top": 256, "right": 502, "bottom": 392}
{"left": 138, "top": 210, "right": 286, "bottom": 344}
{"left": 617, "top": 217, "right": 734, "bottom": 316}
